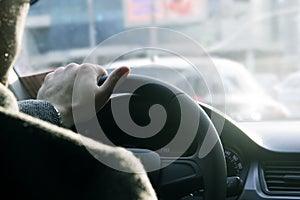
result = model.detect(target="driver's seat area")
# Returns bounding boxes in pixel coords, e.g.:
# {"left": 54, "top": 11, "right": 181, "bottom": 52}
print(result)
{"left": 0, "top": 84, "right": 157, "bottom": 200}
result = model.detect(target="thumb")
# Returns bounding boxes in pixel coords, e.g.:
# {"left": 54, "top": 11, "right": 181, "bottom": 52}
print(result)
{"left": 95, "top": 66, "right": 130, "bottom": 110}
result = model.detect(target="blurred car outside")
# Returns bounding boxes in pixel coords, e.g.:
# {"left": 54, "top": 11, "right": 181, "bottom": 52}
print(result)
{"left": 254, "top": 73, "right": 280, "bottom": 98}
{"left": 275, "top": 71, "right": 300, "bottom": 118}
{"left": 105, "top": 55, "right": 290, "bottom": 121}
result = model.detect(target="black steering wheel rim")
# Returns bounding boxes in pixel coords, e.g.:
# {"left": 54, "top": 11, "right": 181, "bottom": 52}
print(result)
{"left": 75, "top": 74, "right": 227, "bottom": 199}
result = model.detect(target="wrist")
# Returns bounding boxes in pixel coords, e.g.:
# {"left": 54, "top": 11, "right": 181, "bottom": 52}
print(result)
{"left": 54, "top": 105, "right": 73, "bottom": 128}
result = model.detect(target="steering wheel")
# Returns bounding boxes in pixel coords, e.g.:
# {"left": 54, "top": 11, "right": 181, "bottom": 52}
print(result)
{"left": 76, "top": 75, "right": 226, "bottom": 199}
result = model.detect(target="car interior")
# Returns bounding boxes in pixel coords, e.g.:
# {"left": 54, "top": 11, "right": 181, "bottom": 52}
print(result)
{"left": 4, "top": 0, "right": 300, "bottom": 199}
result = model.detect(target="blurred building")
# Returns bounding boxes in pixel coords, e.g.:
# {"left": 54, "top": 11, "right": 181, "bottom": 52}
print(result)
{"left": 16, "top": 0, "right": 300, "bottom": 81}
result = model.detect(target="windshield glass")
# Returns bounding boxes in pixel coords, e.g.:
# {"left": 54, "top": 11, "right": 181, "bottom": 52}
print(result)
{"left": 14, "top": 0, "right": 300, "bottom": 122}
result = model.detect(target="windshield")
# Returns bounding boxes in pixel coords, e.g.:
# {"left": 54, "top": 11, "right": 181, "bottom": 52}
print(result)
{"left": 14, "top": 0, "right": 300, "bottom": 122}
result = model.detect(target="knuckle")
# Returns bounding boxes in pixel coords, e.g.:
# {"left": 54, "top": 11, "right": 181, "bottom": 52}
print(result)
{"left": 66, "top": 63, "right": 78, "bottom": 68}
{"left": 93, "top": 64, "right": 107, "bottom": 75}
{"left": 65, "top": 63, "right": 79, "bottom": 71}
{"left": 79, "top": 63, "right": 107, "bottom": 75}
{"left": 79, "top": 64, "right": 92, "bottom": 72}
{"left": 44, "top": 72, "right": 53, "bottom": 81}
{"left": 98, "top": 66, "right": 108, "bottom": 75}
{"left": 54, "top": 66, "right": 64, "bottom": 71}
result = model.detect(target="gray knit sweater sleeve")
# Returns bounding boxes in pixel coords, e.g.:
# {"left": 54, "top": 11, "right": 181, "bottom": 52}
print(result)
{"left": 18, "top": 100, "right": 62, "bottom": 126}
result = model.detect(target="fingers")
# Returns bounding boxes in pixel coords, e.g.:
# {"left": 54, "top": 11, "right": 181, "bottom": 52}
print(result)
{"left": 44, "top": 63, "right": 129, "bottom": 115}
{"left": 44, "top": 63, "right": 79, "bottom": 82}
{"left": 75, "top": 64, "right": 107, "bottom": 92}
{"left": 65, "top": 63, "right": 79, "bottom": 69}
{"left": 38, "top": 62, "right": 123, "bottom": 127}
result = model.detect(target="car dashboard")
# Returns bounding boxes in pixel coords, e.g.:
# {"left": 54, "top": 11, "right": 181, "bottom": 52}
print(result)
{"left": 202, "top": 103, "right": 300, "bottom": 200}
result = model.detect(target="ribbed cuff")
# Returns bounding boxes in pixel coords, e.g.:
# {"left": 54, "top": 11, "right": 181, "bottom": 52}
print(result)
{"left": 18, "top": 100, "right": 62, "bottom": 126}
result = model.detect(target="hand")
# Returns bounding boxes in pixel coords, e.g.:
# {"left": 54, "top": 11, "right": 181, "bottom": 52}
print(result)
{"left": 37, "top": 63, "right": 130, "bottom": 128}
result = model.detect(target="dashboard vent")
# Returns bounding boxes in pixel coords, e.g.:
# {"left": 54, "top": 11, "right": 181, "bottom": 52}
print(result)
{"left": 261, "top": 161, "right": 300, "bottom": 195}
